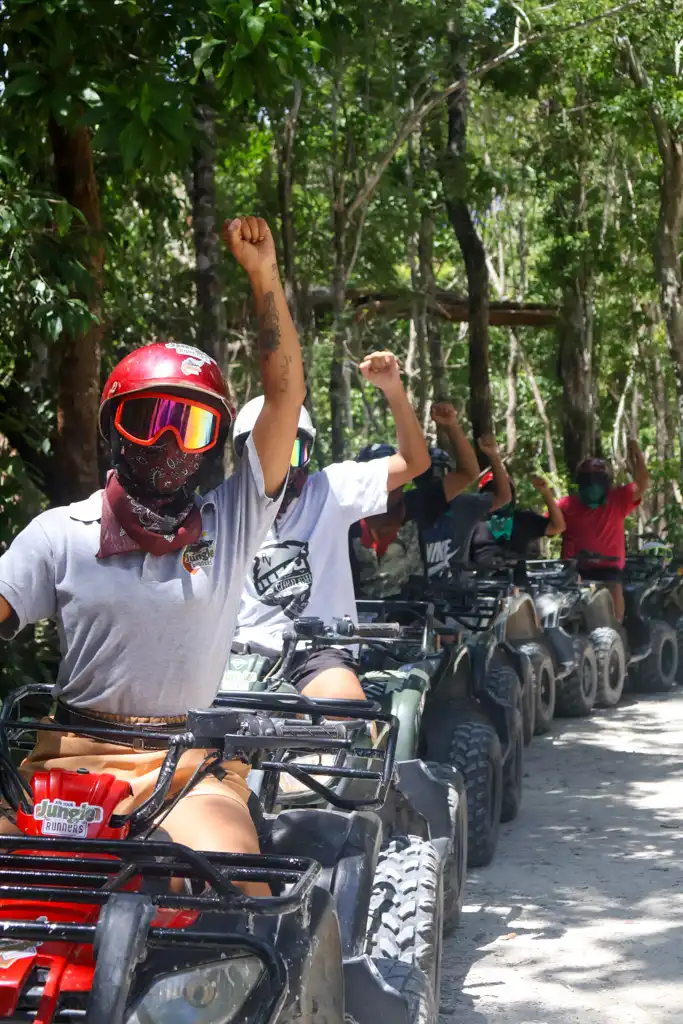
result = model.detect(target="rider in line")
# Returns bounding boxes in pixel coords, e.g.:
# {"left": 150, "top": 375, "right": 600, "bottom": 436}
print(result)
{"left": 415, "top": 402, "right": 508, "bottom": 578}
{"left": 229, "top": 351, "right": 429, "bottom": 702}
{"left": 557, "top": 441, "right": 649, "bottom": 620}
{"left": 350, "top": 411, "right": 512, "bottom": 600}
{"left": 470, "top": 467, "right": 565, "bottom": 585}
{"left": 0, "top": 217, "right": 302, "bottom": 892}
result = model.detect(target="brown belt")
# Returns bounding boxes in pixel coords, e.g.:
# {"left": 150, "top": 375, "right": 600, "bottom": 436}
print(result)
{"left": 53, "top": 701, "right": 187, "bottom": 751}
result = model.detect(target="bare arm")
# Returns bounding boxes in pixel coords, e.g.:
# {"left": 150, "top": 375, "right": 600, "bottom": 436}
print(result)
{"left": 627, "top": 439, "right": 650, "bottom": 498}
{"left": 359, "top": 351, "right": 430, "bottom": 490}
{"left": 531, "top": 475, "right": 565, "bottom": 536}
{"left": 478, "top": 435, "right": 512, "bottom": 510}
{"left": 0, "top": 596, "right": 12, "bottom": 625}
{"left": 224, "top": 217, "right": 305, "bottom": 496}
{"left": 431, "top": 402, "right": 479, "bottom": 501}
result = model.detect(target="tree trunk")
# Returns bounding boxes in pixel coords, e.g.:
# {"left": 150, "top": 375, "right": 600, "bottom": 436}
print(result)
{"left": 48, "top": 119, "right": 103, "bottom": 503}
{"left": 653, "top": 141, "right": 683, "bottom": 464}
{"left": 623, "top": 39, "right": 683, "bottom": 471}
{"left": 418, "top": 209, "right": 446, "bottom": 404}
{"left": 190, "top": 94, "right": 232, "bottom": 482}
{"left": 441, "top": 31, "right": 492, "bottom": 441}
{"left": 277, "top": 81, "right": 302, "bottom": 323}
{"left": 505, "top": 332, "right": 519, "bottom": 457}
{"left": 518, "top": 341, "right": 558, "bottom": 477}
{"left": 405, "top": 134, "right": 428, "bottom": 423}
{"left": 191, "top": 98, "right": 226, "bottom": 365}
{"left": 329, "top": 206, "right": 350, "bottom": 462}
{"left": 557, "top": 275, "right": 596, "bottom": 473}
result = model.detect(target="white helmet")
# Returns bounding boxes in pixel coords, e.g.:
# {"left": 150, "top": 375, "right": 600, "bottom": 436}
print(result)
{"left": 232, "top": 396, "right": 316, "bottom": 453}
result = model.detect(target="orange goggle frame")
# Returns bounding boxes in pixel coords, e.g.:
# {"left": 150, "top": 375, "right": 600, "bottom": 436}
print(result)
{"left": 114, "top": 392, "right": 221, "bottom": 454}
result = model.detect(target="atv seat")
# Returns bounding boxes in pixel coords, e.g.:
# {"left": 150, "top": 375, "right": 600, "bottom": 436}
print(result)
{"left": 361, "top": 655, "right": 443, "bottom": 703}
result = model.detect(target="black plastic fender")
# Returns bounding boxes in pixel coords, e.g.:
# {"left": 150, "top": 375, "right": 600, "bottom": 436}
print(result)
{"left": 271, "top": 885, "right": 346, "bottom": 1024}
{"left": 540, "top": 625, "right": 578, "bottom": 678}
{"left": 428, "top": 644, "right": 474, "bottom": 703}
{"left": 392, "top": 758, "right": 459, "bottom": 844}
{"left": 466, "top": 632, "right": 499, "bottom": 694}
{"left": 268, "top": 808, "right": 382, "bottom": 960}
{"left": 499, "top": 642, "right": 534, "bottom": 696}
{"left": 343, "top": 956, "right": 417, "bottom": 1024}
{"left": 478, "top": 650, "right": 520, "bottom": 752}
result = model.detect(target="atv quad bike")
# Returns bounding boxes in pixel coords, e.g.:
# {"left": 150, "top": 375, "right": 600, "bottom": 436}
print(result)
{"left": 222, "top": 618, "right": 468, "bottom": 931}
{"left": 351, "top": 592, "right": 525, "bottom": 871}
{"left": 526, "top": 556, "right": 631, "bottom": 716}
{"left": 620, "top": 543, "right": 680, "bottom": 692}
{"left": 0, "top": 685, "right": 444, "bottom": 1024}
{"left": 425, "top": 560, "right": 552, "bottom": 743}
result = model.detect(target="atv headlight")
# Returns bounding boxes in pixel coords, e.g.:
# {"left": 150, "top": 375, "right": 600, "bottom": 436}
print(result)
{"left": 126, "top": 956, "right": 265, "bottom": 1024}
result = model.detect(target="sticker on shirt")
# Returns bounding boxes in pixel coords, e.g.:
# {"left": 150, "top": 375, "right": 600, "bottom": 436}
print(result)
{"left": 34, "top": 798, "right": 104, "bottom": 838}
{"left": 252, "top": 540, "right": 312, "bottom": 619}
{"left": 182, "top": 538, "right": 216, "bottom": 575}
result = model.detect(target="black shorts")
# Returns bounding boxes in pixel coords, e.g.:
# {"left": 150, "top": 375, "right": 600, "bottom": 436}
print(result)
{"left": 579, "top": 566, "right": 624, "bottom": 583}
{"left": 288, "top": 647, "right": 359, "bottom": 693}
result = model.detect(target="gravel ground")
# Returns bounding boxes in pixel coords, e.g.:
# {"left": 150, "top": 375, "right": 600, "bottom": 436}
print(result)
{"left": 440, "top": 691, "right": 683, "bottom": 1024}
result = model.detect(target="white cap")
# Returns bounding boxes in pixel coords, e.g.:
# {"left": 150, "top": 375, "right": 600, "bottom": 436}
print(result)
{"left": 232, "top": 396, "right": 316, "bottom": 449}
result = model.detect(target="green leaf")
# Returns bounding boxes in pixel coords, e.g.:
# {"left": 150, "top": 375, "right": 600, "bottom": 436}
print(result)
{"left": 246, "top": 14, "right": 265, "bottom": 46}
{"left": 47, "top": 316, "right": 63, "bottom": 341}
{"left": 118, "top": 119, "right": 145, "bottom": 170}
{"left": 193, "top": 36, "right": 221, "bottom": 71}
{"left": 4, "top": 73, "right": 43, "bottom": 99}
{"left": 139, "top": 82, "right": 153, "bottom": 126}
{"left": 54, "top": 202, "right": 72, "bottom": 237}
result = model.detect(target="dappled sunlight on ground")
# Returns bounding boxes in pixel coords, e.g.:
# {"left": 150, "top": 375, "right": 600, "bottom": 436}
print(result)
{"left": 440, "top": 692, "right": 683, "bottom": 1023}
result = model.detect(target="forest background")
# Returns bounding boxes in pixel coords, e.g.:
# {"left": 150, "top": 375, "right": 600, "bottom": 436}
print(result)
{"left": 1, "top": 0, "right": 682, "bottom": 688}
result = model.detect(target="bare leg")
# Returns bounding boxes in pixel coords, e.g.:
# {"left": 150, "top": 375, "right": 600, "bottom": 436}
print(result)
{"left": 606, "top": 582, "right": 625, "bottom": 622}
{"left": 300, "top": 667, "right": 367, "bottom": 701}
{"left": 160, "top": 793, "right": 269, "bottom": 897}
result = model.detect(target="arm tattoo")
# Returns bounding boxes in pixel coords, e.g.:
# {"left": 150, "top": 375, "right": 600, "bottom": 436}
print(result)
{"left": 259, "top": 291, "right": 281, "bottom": 356}
{"left": 278, "top": 353, "right": 292, "bottom": 393}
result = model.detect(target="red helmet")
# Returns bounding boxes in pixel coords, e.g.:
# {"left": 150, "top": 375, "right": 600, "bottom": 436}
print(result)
{"left": 99, "top": 342, "right": 235, "bottom": 440}
{"left": 576, "top": 456, "right": 611, "bottom": 478}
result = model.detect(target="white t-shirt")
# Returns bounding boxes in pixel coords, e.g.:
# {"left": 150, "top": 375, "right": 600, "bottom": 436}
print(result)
{"left": 0, "top": 437, "right": 280, "bottom": 716}
{"left": 234, "top": 459, "right": 390, "bottom": 650}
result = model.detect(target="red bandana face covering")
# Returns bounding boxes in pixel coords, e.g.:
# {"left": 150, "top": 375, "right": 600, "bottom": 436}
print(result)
{"left": 98, "top": 437, "right": 204, "bottom": 558}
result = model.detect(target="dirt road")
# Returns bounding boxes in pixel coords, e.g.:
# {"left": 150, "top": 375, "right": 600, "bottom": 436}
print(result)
{"left": 441, "top": 692, "right": 683, "bottom": 1023}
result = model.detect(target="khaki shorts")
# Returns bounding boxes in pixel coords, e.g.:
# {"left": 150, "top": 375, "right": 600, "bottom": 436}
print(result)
{"left": 18, "top": 724, "right": 251, "bottom": 818}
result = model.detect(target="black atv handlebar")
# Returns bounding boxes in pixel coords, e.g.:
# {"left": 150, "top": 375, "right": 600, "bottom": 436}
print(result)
{"left": 333, "top": 617, "right": 402, "bottom": 638}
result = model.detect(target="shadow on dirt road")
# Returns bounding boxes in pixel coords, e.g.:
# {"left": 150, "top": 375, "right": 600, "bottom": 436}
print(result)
{"left": 440, "top": 691, "right": 683, "bottom": 1024}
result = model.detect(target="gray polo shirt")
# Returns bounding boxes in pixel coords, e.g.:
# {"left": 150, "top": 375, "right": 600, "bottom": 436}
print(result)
{"left": 0, "top": 437, "right": 281, "bottom": 716}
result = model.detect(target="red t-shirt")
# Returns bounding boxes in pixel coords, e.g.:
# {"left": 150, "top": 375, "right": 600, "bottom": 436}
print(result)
{"left": 558, "top": 484, "right": 640, "bottom": 569}
{"left": 359, "top": 519, "right": 400, "bottom": 559}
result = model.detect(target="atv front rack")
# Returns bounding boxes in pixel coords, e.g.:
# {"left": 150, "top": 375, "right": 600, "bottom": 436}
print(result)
{"left": 0, "top": 834, "right": 320, "bottom": 915}
{"left": 0, "top": 837, "right": 299, "bottom": 1024}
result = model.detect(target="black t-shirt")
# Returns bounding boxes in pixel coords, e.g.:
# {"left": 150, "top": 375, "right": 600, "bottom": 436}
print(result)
{"left": 470, "top": 508, "right": 549, "bottom": 584}
{"left": 404, "top": 486, "right": 493, "bottom": 578}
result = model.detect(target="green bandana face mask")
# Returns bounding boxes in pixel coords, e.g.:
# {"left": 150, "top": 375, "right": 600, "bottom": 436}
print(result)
{"left": 488, "top": 504, "right": 514, "bottom": 541}
{"left": 578, "top": 477, "right": 608, "bottom": 509}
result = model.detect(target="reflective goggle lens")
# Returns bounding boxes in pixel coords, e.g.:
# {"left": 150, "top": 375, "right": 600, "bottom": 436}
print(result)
{"left": 118, "top": 396, "right": 218, "bottom": 451}
{"left": 290, "top": 437, "right": 312, "bottom": 468}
